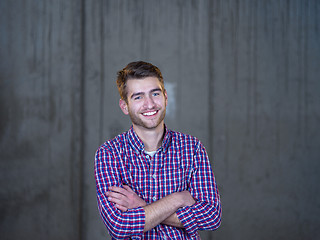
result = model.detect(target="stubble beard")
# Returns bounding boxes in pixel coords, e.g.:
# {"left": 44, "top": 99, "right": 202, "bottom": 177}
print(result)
{"left": 128, "top": 108, "right": 166, "bottom": 130}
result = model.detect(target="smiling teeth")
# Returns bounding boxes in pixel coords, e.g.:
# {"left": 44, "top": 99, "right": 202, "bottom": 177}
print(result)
{"left": 143, "top": 111, "right": 157, "bottom": 116}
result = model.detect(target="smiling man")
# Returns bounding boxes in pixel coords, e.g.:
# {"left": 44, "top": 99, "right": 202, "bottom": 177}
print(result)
{"left": 95, "top": 61, "right": 221, "bottom": 239}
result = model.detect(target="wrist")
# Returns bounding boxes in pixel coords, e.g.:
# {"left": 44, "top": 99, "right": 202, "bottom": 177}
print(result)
{"left": 175, "top": 191, "right": 196, "bottom": 208}
{"left": 171, "top": 192, "right": 186, "bottom": 208}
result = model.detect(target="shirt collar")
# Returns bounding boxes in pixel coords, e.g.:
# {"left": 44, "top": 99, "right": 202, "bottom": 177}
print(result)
{"left": 127, "top": 126, "right": 144, "bottom": 153}
{"left": 127, "top": 125, "right": 172, "bottom": 154}
{"left": 161, "top": 125, "right": 172, "bottom": 153}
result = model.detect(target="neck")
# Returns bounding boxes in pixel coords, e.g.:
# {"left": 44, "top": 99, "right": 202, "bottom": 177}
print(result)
{"left": 133, "top": 123, "right": 165, "bottom": 152}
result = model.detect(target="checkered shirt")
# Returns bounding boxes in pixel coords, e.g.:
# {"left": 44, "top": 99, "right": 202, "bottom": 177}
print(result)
{"left": 95, "top": 126, "right": 221, "bottom": 239}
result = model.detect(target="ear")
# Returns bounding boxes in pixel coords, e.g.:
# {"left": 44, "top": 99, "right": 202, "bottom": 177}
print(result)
{"left": 164, "top": 89, "right": 168, "bottom": 106}
{"left": 119, "top": 99, "right": 129, "bottom": 115}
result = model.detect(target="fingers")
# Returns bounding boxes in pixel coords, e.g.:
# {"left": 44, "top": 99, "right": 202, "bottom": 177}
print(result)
{"left": 108, "top": 185, "right": 135, "bottom": 199}
{"left": 107, "top": 186, "right": 132, "bottom": 211}
{"left": 106, "top": 189, "right": 127, "bottom": 202}
{"left": 107, "top": 185, "right": 147, "bottom": 211}
{"left": 111, "top": 185, "right": 134, "bottom": 194}
{"left": 109, "top": 186, "right": 127, "bottom": 195}
{"left": 123, "top": 185, "right": 135, "bottom": 192}
{"left": 115, "top": 204, "right": 128, "bottom": 212}
{"left": 107, "top": 193, "right": 129, "bottom": 210}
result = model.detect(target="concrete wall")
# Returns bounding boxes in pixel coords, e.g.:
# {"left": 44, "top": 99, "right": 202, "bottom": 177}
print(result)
{"left": 0, "top": 1, "right": 83, "bottom": 239}
{"left": 1, "top": 0, "right": 319, "bottom": 239}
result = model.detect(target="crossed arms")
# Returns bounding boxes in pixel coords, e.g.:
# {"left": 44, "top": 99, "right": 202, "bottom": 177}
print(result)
{"left": 106, "top": 185, "right": 195, "bottom": 231}
{"left": 95, "top": 141, "right": 221, "bottom": 239}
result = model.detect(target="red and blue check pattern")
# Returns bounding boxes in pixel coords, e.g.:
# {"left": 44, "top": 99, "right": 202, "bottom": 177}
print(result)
{"left": 95, "top": 126, "right": 221, "bottom": 239}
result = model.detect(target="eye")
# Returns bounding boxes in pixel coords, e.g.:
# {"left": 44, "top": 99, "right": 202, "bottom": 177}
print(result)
{"left": 152, "top": 92, "right": 160, "bottom": 97}
{"left": 134, "top": 96, "right": 142, "bottom": 100}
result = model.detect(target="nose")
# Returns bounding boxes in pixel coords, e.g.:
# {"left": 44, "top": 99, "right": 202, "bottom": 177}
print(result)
{"left": 144, "top": 96, "right": 155, "bottom": 109}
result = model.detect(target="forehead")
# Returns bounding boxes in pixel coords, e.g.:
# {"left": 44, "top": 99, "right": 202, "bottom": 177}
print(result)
{"left": 126, "top": 77, "right": 163, "bottom": 93}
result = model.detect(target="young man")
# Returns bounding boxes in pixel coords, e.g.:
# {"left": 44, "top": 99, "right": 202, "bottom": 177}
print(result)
{"left": 95, "top": 61, "right": 221, "bottom": 239}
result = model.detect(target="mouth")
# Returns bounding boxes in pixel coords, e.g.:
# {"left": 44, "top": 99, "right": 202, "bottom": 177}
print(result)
{"left": 142, "top": 110, "right": 158, "bottom": 117}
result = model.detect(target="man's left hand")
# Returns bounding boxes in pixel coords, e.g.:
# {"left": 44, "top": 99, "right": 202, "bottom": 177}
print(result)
{"left": 106, "top": 185, "right": 147, "bottom": 212}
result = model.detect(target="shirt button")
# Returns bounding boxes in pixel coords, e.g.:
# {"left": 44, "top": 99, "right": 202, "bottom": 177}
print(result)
{"left": 152, "top": 174, "right": 156, "bottom": 179}
{"left": 152, "top": 196, "right": 156, "bottom": 201}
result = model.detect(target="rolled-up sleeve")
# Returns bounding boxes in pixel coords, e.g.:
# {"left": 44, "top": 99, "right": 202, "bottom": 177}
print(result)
{"left": 176, "top": 142, "right": 221, "bottom": 237}
{"left": 95, "top": 146, "right": 145, "bottom": 239}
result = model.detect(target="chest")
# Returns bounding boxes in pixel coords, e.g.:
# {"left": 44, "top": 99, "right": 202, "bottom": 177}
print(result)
{"left": 119, "top": 148, "right": 194, "bottom": 202}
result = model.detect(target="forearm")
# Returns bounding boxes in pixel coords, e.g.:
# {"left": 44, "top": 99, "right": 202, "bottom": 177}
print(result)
{"left": 142, "top": 191, "right": 194, "bottom": 232}
{"left": 142, "top": 192, "right": 182, "bottom": 232}
{"left": 161, "top": 213, "right": 184, "bottom": 228}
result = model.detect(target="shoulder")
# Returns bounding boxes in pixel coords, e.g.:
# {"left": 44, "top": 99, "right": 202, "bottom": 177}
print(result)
{"left": 169, "top": 129, "right": 200, "bottom": 143}
{"left": 96, "top": 131, "right": 127, "bottom": 156}
{"left": 168, "top": 129, "right": 202, "bottom": 149}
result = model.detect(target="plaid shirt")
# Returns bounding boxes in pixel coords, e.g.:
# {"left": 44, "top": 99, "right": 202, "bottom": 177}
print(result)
{"left": 95, "top": 126, "right": 221, "bottom": 239}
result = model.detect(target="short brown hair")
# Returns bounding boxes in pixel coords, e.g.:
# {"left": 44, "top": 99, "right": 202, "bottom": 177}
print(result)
{"left": 116, "top": 61, "right": 165, "bottom": 102}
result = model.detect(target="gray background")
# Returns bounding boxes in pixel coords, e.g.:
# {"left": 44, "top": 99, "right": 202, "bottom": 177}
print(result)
{"left": 1, "top": 0, "right": 319, "bottom": 239}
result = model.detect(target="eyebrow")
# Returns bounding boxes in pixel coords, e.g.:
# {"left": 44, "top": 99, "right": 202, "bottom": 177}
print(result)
{"left": 130, "top": 88, "right": 162, "bottom": 99}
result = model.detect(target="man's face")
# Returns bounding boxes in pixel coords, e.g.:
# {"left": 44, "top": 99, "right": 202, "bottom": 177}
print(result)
{"left": 119, "top": 77, "right": 167, "bottom": 131}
